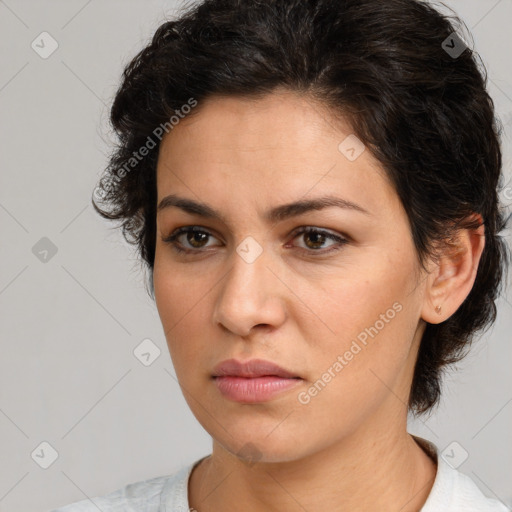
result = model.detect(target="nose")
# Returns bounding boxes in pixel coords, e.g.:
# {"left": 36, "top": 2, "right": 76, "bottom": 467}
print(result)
{"left": 212, "top": 244, "right": 287, "bottom": 337}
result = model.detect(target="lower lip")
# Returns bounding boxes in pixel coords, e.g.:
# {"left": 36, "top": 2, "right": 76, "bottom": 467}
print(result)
{"left": 213, "top": 376, "right": 302, "bottom": 403}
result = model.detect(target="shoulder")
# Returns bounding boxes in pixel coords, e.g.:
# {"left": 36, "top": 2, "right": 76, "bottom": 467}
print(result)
{"left": 426, "top": 462, "right": 510, "bottom": 511}
{"left": 413, "top": 436, "right": 510, "bottom": 512}
{"left": 47, "top": 461, "right": 195, "bottom": 512}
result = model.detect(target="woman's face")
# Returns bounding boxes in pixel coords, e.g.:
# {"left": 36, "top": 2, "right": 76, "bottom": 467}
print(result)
{"left": 153, "top": 90, "right": 429, "bottom": 462}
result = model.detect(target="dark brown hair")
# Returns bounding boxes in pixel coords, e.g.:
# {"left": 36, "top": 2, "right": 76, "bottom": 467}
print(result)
{"left": 92, "top": 0, "right": 510, "bottom": 416}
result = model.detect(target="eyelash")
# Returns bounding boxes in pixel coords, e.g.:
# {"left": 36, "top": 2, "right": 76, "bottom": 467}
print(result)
{"left": 161, "top": 226, "right": 349, "bottom": 256}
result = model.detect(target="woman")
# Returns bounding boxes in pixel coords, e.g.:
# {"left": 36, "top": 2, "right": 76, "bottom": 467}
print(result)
{"left": 52, "top": 0, "right": 510, "bottom": 510}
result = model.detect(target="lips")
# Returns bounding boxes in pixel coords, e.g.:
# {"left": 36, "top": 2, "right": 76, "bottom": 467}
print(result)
{"left": 212, "top": 358, "right": 299, "bottom": 379}
{"left": 212, "top": 359, "right": 302, "bottom": 403}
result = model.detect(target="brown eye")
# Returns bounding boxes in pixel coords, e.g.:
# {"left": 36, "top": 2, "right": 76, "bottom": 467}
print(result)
{"left": 302, "top": 230, "right": 329, "bottom": 250}
{"left": 185, "top": 230, "right": 209, "bottom": 248}
{"left": 162, "top": 226, "right": 220, "bottom": 254}
{"left": 290, "top": 227, "right": 348, "bottom": 254}
{"left": 162, "top": 225, "right": 348, "bottom": 257}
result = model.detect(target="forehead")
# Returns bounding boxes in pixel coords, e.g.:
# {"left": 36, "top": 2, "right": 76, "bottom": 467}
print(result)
{"left": 159, "top": 90, "right": 352, "bottom": 154}
{"left": 155, "top": 91, "right": 398, "bottom": 218}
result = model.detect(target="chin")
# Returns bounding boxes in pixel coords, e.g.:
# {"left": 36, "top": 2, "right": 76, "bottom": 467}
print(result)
{"left": 228, "top": 443, "right": 305, "bottom": 465}
{"left": 211, "top": 426, "right": 316, "bottom": 465}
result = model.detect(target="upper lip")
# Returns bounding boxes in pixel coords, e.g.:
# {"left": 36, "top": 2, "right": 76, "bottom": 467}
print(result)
{"left": 212, "top": 358, "right": 299, "bottom": 378}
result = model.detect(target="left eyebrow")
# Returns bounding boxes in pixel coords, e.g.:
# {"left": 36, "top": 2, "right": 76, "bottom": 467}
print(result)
{"left": 156, "top": 194, "right": 371, "bottom": 224}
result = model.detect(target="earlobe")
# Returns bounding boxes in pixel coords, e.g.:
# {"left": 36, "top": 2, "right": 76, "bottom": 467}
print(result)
{"left": 421, "top": 214, "right": 485, "bottom": 324}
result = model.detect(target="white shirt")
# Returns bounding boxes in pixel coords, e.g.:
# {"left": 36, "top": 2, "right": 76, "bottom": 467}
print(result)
{"left": 49, "top": 435, "right": 510, "bottom": 511}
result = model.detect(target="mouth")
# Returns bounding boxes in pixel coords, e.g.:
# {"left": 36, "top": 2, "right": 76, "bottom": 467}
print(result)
{"left": 212, "top": 358, "right": 300, "bottom": 379}
{"left": 212, "top": 359, "right": 302, "bottom": 403}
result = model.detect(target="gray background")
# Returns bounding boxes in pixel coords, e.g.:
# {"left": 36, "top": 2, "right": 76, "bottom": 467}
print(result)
{"left": 0, "top": 1, "right": 511, "bottom": 511}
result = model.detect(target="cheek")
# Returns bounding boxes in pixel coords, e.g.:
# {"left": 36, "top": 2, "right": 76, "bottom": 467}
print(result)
{"left": 303, "top": 252, "right": 420, "bottom": 390}
{"left": 153, "top": 264, "right": 200, "bottom": 362}
{"left": 153, "top": 251, "right": 207, "bottom": 324}
{"left": 313, "top": 253, "right": 414, "bottom": 341}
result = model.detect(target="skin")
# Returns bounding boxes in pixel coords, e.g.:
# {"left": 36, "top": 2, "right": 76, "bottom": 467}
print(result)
{"left": 152, "top": 89, "right": 485, "bottom": 512}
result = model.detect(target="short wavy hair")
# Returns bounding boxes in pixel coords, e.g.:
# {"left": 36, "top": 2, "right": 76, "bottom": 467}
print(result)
{"left": 93, "top": 0, "right": 510, "bottom": 416}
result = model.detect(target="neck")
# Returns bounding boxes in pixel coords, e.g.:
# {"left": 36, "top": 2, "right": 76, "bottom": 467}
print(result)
{"left": 188, "top": 407, "right": 437, "bottom": 512}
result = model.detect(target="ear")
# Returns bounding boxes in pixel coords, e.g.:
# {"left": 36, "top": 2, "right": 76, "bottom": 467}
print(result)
{"left": 421, "top": 214, "right": 485, "bottom": 324}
